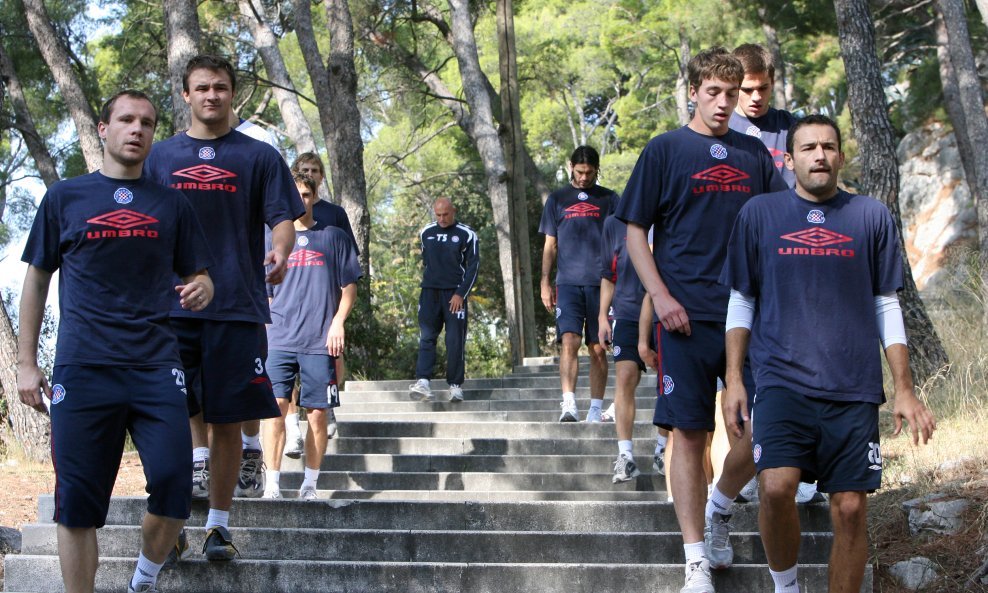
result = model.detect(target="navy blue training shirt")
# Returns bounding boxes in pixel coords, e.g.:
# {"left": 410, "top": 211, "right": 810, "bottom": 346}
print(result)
{"left": 144, "top": 130, "right": 305, "bottom": 323}
{"left": 419, "top": 221, "right": 480, "bottom": 298}
{"left": 540, "top": 185, "right": 618, "bottom": 287}
{"left": 721, "top": 189, "right": 903, "bottom": 403}
{"left": 616, "top": 126, "right": 787, "bottom": 322}
{"left": 599, "top": 216, "right": 647, "bottom": 322}
{"left": 267, "top": 226, "right": 362, "bottom": 355}
{"left": 312, "top": 199, "right": 358, "bottom": 253}
{"left": 729, "top": 108, "right": 798, "bottom": 188}
{"left": 22, "top": 172, "right": 213, "bottom": 367}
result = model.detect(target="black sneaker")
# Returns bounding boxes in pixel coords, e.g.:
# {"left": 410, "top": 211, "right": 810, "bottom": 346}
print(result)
{"left": 127, "top": 582, "right": 159, "bottom": 593}
{"left": 202, "top": 526, "right": 239, "bottom": 561}
{"left": 234, "top": 449, "right": 265, "bottom": 498}
{"left": 162, "top": 528, "right": 190, "bottom": 568}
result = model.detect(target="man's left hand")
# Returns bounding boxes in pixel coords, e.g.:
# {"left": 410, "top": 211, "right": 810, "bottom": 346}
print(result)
{"left": 449, "top": 294, "right": 465, "bottom": 313}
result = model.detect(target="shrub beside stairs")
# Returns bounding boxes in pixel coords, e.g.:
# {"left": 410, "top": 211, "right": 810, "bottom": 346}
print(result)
{"left": 4, "top": 356, "right": 865, "bottom": 592}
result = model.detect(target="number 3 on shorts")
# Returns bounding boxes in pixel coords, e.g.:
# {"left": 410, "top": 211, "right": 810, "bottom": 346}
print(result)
{"left": 254, "top": 358, "right": 264, "bottom": 374}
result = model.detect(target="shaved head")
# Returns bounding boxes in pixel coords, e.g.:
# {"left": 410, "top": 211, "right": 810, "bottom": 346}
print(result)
{"left": 433, "top": 198, "right": 456, "bottom": 228}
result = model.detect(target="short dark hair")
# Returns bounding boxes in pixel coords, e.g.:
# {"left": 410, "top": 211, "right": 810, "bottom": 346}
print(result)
{"left": 291, "top": 152, "right": 325, "bottom": 176}
{"left": 687, "top": 46, "right": 744, "bottom": 90}
{"left": 786, "top": 114, "right": 843, "bottom": 154}
{"left": 570, "top": 145, "right": 600, "bottom": 168}
{"left": 99, "top": 90, "right": 157, "bottom": 126}
{"left": 183, "top": 55, "right": 237, "bottom": 92}
{"left": 732, "top": 44, "right": 775, "bottom": 81}
{"left": 292, "top": 172, "right": 317, "bottom": 195}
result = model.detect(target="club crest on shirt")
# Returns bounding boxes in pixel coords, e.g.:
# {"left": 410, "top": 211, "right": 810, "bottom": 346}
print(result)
{"left": 452, "top": 236, "right": 460, "bottom": 243}
{"left": 113, "top": 188, "right": 134, "bottom": 205}
{"left": 297, "top": 236, "right": 309, "bottom": 247}
{"left": 198, "top": 147, "right": 216, "bottom": 160}
{"left": 51, "top": 384, "right": 66, "bottom": 405}
{"left": 753, "top": 443, "right": 762, "bottom": 463}
{"left": 709, "top": 144, "right": 728, "bottom": 160}
{"left": 745, "top": 125, "right": 762, "bottom": 138}
{"left": 577, "top": 192, "right": 589, "bottom": 201}
{"left": 662, "top": 375, "right": 675, "bottom": 395}
{"left": 807, "top": 209, "right": 826, "bottom": 224}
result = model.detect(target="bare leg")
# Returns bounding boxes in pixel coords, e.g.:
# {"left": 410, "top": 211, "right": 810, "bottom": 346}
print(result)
{"left": 559, "top": 333, "right": 581, "bottom": 393}
{"left": 241, "top": 419, "right": 260, "bottom": 439}
{"left": 703, "top": 432, "right": 714, "bottom": 486}
{"left": 190, "top": 412, "right": 208, "bottom": 449}
{"left": 263, "top": 399, "right": 291, "bottom": 472}
{"left": 305, "top": 408, "right": 329, "bottom": 468}
{"left": 140, "top": 513, "right": 185, "bottom": 563}
{"left": 712, "top": 423, "right": 755, "bottom": 498}
{"left": 758, "top": 466, "right": 802, "bottom": 571}
{"left": 587, "top": 341, "right": 608, "bottom": 397}
{"left": 614, "top": 361, "right": 641, "bottom": 442}
{"left": 335, "top": 354, "right": 346, "bottom": 391}
{"left": 669, "top": 428, "right": 709, "bottom": 544}
{"left": 209, "top": 422, "right": 242, "bottom": 511}
{"left": 828, "top": 491, "right": 869, "bottom": 593}
{"left": 57, "top": 525, "right": 97, "bottom": 593}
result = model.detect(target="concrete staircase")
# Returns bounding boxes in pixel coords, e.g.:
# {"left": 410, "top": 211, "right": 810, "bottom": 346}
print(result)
{"left": 5, "top": 356, "right": 860, "bottom": 592}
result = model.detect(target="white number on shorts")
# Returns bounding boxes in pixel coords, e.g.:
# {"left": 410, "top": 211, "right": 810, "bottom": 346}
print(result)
{"left": 254, "top": 358, "right": 264, "bottom": 374}
{"left": 172, "top": 368, "right": 186, "bottom": 387}
{"left": 327, "top": 384, "right": 339, "bottom": 404}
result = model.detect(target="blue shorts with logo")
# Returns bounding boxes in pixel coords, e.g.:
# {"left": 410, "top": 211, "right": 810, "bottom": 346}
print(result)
{"left": 171, "top": 318, "right": 280, "bottom": 424}
{"left": 752, "top": 387, "right": 881, "bottom": 493}
{"left": 49, "top": 365, "right": 192, "bottom": 528}
{"left": 612, "top": 319, "right": 646, "bottom": 372}
{"left": 267, "top": 350, "right": 340, "bottom": 410}
{"left": 652, "top": 320, "right": 755, "bottom": 431}
{"left": 555, "top": 284, "right": 601, "bottom": 345}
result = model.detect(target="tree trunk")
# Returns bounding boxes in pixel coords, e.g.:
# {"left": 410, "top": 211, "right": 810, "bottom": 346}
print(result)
{"left": 0, "top": 40, "right": 59, "bottom": 187}
{"left": 496, "top": 0, "right": 537, "bottom": 359}
{"left": 21, "top": 0, "right": 101, "bottom": 172}
{"left": 675, "top": 27, "right": 690, "bottom": 126}
{"left": 0, "top": 303, "right": 51, "bottom": 463}
{"left": 757, "top": 6, "right": 788, "bottom": 110}
{"left": 448, "top": 0, "right": 522, "bottom": 365}
{"left": 934, "top": 0, "right": 988, "bottom": 312}
{"left": 162, "top": 0, "right": 200, "bottom": 134}
{"left": 238, "top": 0, "right": 317, "bottom": 153}
{"left": 833, "top": 0, "right": 950, "bottom": 383}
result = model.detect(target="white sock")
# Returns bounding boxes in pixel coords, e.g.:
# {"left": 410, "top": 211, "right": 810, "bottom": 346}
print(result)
{"left": 301, "top": 466, "right": 320, "bottom": 489}
{"left": 655, "top": 433, "right": 668, "bottom": 451}
{"left": 241, "top": 431, "right": 261, "bottom": 450}
{"left": 706, "top": 486, "right": 735, "bottom": 518}
{"left": 770, "top": 565, "right": 800, "bottom": 593}
{"left": 131, "top": 552, "right": 163, "bottom": 588}
{"left": 562, "top": 391, "right": 576, "bottom": 403}
{"left": 205, "top": 508, "right": 229, "bottom": 530}
{"left": 286, "top": 413, "right": 300, "bottom": 432}
{"left": 193, "top": 447, "right": 209, "bottom": 463}
{"left": 618, "top": 440, "right": 634, "bottom": 459}
{"left": 265, "top": 470, "right": 281, "bottom": 490}
{"left": 589, "top": 398, "right": 603, "bottom": 411}
{"left": 683, "top": 541, "right": 705, "bottom": 564}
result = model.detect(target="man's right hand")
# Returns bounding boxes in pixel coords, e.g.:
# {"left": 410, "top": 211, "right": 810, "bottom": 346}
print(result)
{"left": 722, "top": 380, "right": 748, "bottom": 439}
{"left": 540, "top": 281, "right": 555, "bottom": 313}
{"left": 653, "top": 292, "right": 691, "bottom": 336}
{"left": 17, "top": 363, "right": 50, "bottom": 414}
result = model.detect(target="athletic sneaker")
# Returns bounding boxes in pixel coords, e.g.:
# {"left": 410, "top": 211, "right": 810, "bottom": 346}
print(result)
{"left": 192, "top": 459, "right": 209, "bottom": 500}
{"left": 285, "top": 428, "right": 304, "bottom": 459}
{"left": 299, "top": 485, "right": 318, "bottom": 501}
{"left": 735, "top": 476, "right": 759, "bottom": 503}
{"left": 704, "top": 511, "right": 734, "bottom": 569}
{"left": 653, "top": 447, "right": 666, "bottom": 476}
{"left": 262, "top": 487, "right": 282, "bottom": 499}
{"left": 234, "top": 449, "right": 265, "bottom": 498}
{"left": 128, "top": 582, "right": 159, "bottom": 593}
{"left": 600, "top": 402, "right": 616, "bottom": 422}
{"left": 558, "top": 400, "right": 578, "bottom": 422}
{"left": 585, "top": 406, "right": 603, "bottom": 423}
{"left": 796, "top": 481, "right": 827, "bottom": 504}
{"left": 327, "top": 409, "right": 338, "bottom": 438}
{"left": 449, "top": 385, "right": 464, "bottom": 402}
{"left": 612, "top": 453, "right": 641, "bottom": 483}
{"left": 681, "top": 558, "right": 714, "bottom": 593}
{"left": 202, "top": 526, "right": 239, "bottom": 561}
{"left": 409, "top": 378, "right": 434, "bottom": 402}
{"left": 162, "top": 527, "right": 190, "bottom": 568}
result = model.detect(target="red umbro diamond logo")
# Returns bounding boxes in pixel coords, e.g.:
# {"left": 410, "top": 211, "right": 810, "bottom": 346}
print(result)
{"left": 780, "top": 227, "right": 853, "bottom": 247}
{"left": 691, "top": 165, "right": 750, "bottom": 184}
{"left": 564, "top": 202, "right": 600, "bottom": 215}
{"left": 289, "top": 249, "right": 325, "bottom": 264}
{"left": 173, "top": 165, "right": 237, "bottom": 183}
{"left": 87, "top": 209, "right": 159, "bottom": 230}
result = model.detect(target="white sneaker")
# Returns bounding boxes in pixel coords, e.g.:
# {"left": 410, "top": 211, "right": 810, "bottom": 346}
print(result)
{"left": 409, "top": 378, "right": 434, "bottom": 402}
{"left": 449, "top": 385, "right": 464, "bottom": 402}
{"left": 681, "top": 558, "right": 714, "bottom": 593}
{"left": 600, "top": 402, "right": 616, "bottom": 422}
{"left": 262, "top": 488, "right": 282, "bottom": 499}
{"left": 612, "top": 453, "right": 641, "bottom": 483}
{"left": 704, "top": 511, "right": 734, "bottom": 569}
{"left": 558, "top": 399, "right": 578, "bottom": 422}
{"left": 585, "top": 406, "right": 603, "bottom": 423}
{"left": 796, "top": 481, "right": 826, "bottom": 504}
{"left": 736, "top": 476, "right": 759, "bottom": 503}
{"left": 285, "top": 429, "right": 303, "bottom": 458}
{"left": 653, "top": 447, "right": 666, "bottom": 475}
{"left": 299, "top": 485, "right": 318, "bottom": 501}
{"left": 327, "top": 408, "right": 338, "bottom": 438}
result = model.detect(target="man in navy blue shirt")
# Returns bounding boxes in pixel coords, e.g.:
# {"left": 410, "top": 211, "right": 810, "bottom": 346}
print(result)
{"left": 616, "top": 47, "right": 787, "bottom": 593}
{"left": 721, "top": 114, "right": 936, "bottom": 593}
{"left": 17, "top": 90, "right": 213, "bottom": 593}
{"left": 540, "top": 146, "right": 617, "bottom": 423}
{"left": 409, "top": 198, "right": 480, "bottom": 402}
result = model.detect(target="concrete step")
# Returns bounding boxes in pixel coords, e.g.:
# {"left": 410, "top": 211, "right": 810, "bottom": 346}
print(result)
{"left": 340, "top": 387, "right": 658, "bottom": 403}
{"left": 277, "top": 453, "right": 655, "bottom": 473}
{"left": 329, "top": 421, "right": 658, "bottom": 439}
{"left": 324, "top": 437, "right": 666, "bottom": 456}
{"left": 332, "top": 410, "right": 656, "bottom": 422}
{"left": 20, "top": 524, "right": 836, "bottom": 564}
{"left": 3, "top": 555, "right": 868, "bottom": 593}
{"left": 336, "top": 396, "right": 659, "bottom": 413}
{"left": 345, "top": 374, "right": 657, "bottom": 392}
{"left": 268, "top": 470, "right": 666, "bottom": 492}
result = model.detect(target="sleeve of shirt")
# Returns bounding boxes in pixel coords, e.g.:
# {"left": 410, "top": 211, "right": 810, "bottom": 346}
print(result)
{"left": 173, "top": 195, "right": 215, "bottom": 278}
{"left": 21, "top": 192, "right": 61, "bottom": 273}
{"left": 265, "top": 228, "right": 275, "bottom": 298}
{"left": 538, "top": 195, "right": 557, "bottom": 236}
{"left": 336, "top": 232, "right": 364, "bottom": 288}
{"left": 262, "top": 152, "right": 306, "bottom": 228}
{"left": 615, "top": 142, "right": 661, "bottom": 228}
{"left": 719, "top": 205, "right": 760, "bottom": 297}
{"left": 599, "top": 219, "right": 616, "bottom": 282}
{"left": 872, "top": 204, "right": 904, "bottom": 295}
{"left": 456, "top": 227, "right": 480, "bottom": 298}
{"left": 762, "top": 148, "right": 789, "bottom": 193}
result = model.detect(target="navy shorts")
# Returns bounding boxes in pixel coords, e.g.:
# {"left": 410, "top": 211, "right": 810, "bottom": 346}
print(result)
{"left": 652, "top": 320, "right": 755, "bottom": 431}
{"left": 555, "top": 285, "right": 601, "bottom": 345}
{"left": 752, "top": 388, "right": 882, "bottom": 493}
{"left": 268, "top": 350, "right": 340, "bottom": 410}
{"left": 171, "top": 318, "right": 280, "bottom": 424}
{"left": 612, "top": 319, "right": 645, "bottom": 372}
{"left": 50, "top": 365, "right": 192, "bottom": 528}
